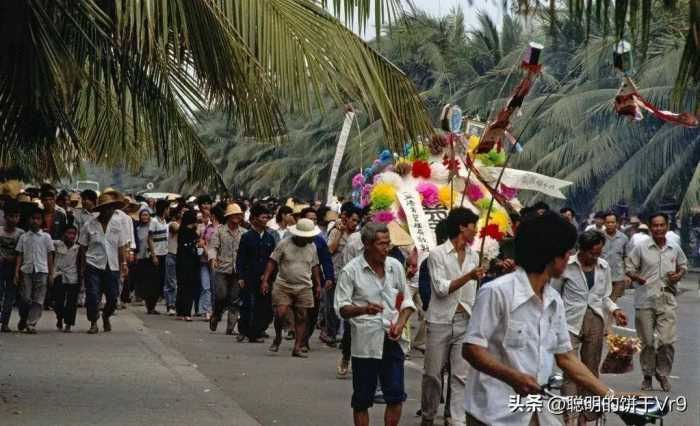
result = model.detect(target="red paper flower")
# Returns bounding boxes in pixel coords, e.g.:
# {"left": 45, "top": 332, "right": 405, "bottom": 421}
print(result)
{"left": 442, "top": 154, "right": 461, "bottom": 173}
{"left": 479, "top": 224, "right": 505, "bottom": 241}
{"left": 412, "top": 160, "right": 431, "bottom": 179}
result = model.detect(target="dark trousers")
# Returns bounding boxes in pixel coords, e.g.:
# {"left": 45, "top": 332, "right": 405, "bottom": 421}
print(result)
{"left": 341, "top": 320, "right": 352, "bottom": 361}
{"left": 0, "top": 262, "right": 16, "bottom": 325}
{"left": 212, "top": 272, "right": 240, "bottom": 331}
{"left": 175, "top": 271, "right": 198, "bottom": 317}
{"left": 323, "top": 286, "right": 340, "bottom": 338}
{"left": 135, "top": 258, "right": 159, "bottom": 312}
{"left": 85, "top": 265, "right": 119, "bottom": 323}
{"left": 239, "top": 286, "right": 255, "bottom": 338}
{"left": 304, "top": 290, "right": 320, "bottom": 345}
{"left": 53, "top": 276, "right": 79, "bottom": 326}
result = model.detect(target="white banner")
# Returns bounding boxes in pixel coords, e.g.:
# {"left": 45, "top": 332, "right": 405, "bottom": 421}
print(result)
{"left": 484, "top": 167, "right": 572, "bottom": 199}
{"left": 397, "top": 190, "right": 436, "bottom": 256}
{"left": 326, "top": 111, "right": 355, "bottom": 205}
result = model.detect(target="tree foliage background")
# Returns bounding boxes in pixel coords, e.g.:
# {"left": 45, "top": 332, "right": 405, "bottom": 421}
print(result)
{"left": 83, "top": 3, "right": 699, "bottom": 217}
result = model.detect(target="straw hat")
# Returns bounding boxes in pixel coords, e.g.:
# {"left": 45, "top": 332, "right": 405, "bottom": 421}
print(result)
{"left": 387, "top": 221, "right": 413, "bottom": 247}
{"left": 95, "top": 192, "right": 123, "bottom": 211}
{"left": 288, "top": 218, "right": 321, "bottom": 238}
{"left": 224, "top": 203, "right": 243, "bottom": 217}
{"left": 323, "top": 210, "right": 339, "bottom": 222}
{"left": 102, "top": 187, "right": 127, "bottom": 208}
{"left": 0, "top": 180, "right": 22, "bottom": 199}
{"left": 17, "top": 193, "right": 34, "bottom": 205}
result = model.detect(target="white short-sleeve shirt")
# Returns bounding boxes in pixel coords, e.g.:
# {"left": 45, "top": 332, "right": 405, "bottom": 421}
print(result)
{"left": 16, "top": 230, "right": 54, "bottom": 274}
{"left": 464, "top": 268, "right": 572, "bottom": 426}
{"left": 78, "top": 214, "right": 128, "bottom": 271}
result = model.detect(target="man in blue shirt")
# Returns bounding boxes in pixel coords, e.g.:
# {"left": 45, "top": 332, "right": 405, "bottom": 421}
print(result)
{"left": 236, "top": 204, "right": 277, "bottom": 342}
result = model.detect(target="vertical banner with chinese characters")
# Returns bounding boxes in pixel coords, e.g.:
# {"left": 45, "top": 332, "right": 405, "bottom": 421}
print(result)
{"left": 397, "top": 190, "right": 436, "bottom": 257}
{"left": 326, "top": 110, "right": 355, "bottom": 205}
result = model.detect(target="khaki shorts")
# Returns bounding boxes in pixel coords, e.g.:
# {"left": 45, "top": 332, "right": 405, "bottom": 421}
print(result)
{"left": 272, "top": 285, "right": 314, "bottom": 308}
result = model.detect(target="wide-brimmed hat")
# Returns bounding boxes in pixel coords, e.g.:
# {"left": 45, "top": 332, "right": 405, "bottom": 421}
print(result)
{"left": 17, "top": 193, "right": 35, "bottom": 205}
{"left": 224, "top": 203, "right": 243, "bottom": 217}
{"left": 638, "top": 224, "right": 649, "bottom": 231}
{"left": 95, "top": 192, "right": 123, "bottom": 211}
{"left": 0, "top": 180, "right": 22, "bottom": 199}
{"left": 289, "top": 218, "right": 321, "bottom": 238}
{"left": 323, "top": 210, "right": 339, "bottom": 222}
{"left": 387, "top": 221, "right": 413, "bottom": 247}
{"left": 102, "top": 187, "right": 127, "bottom": 208}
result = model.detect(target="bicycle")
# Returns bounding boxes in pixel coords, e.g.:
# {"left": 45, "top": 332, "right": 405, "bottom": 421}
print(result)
{"left": 540, "top": 374, "right": 669, "bottom": 425}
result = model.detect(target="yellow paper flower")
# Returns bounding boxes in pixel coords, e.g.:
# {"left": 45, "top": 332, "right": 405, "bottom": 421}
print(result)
{"left": 490, "top": 209, "right": 511, "bottom": 234}
{"left": 370, "top": 183, "right": 397, "bottom": 210}
{"left": 467, "top": 135, "right": 480, "bottom": 153}
{"left": 438, "top": 185, "right": 460, "bottom": 208}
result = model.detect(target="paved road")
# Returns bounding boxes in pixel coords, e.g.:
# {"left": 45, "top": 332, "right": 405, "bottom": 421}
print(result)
{"left": 1, "top": 278, "right": 698, "bottom": 425}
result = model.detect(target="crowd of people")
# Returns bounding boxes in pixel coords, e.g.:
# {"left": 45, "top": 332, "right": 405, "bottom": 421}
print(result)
{"left": 0, "top": 182, "right": 689, "bottom": 426}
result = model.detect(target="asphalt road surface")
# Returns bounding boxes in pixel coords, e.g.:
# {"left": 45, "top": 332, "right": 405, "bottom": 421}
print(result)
{"left": 1, "top": 278, "right": 698, "bottom": 425}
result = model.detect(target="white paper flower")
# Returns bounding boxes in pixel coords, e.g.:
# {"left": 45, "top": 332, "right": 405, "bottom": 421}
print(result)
{"left": 430, "top": 162, "right": 450, "bottom": 183}
{"left": 471, "top": 236, "right": 500, "bottom": 262}
{"left": 376, "top": 171, "right": 404, "bottom": 189}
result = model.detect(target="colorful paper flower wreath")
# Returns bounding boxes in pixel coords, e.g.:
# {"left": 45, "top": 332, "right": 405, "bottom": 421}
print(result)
{"left": 412, "top": 160, "right": 431, "bottom": 179}
{"left": 416, "top": 182, "right": 440, "bottom": 208}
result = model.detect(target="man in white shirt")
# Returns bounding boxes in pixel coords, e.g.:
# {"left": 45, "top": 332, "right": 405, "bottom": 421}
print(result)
{"left": 600, "top": 212, "right": 629, "bottom": 301}
{"left": 626, "top": 212, "right": 687, "bottom": 392}
{"left": 78, "top": 193, "right": 130, "bottom": 334}
{"left": 628, "top": 223, "right": 651, "bottom": 249}
{"left": 584, "top": 211, "right": 605, "bottom": 233}
{"left": 552, "top": 230, "right": 628, "bottom": 425}
{"left": 463, "top": 212, "right": 628, "bottom": 426}
{"left": 335, "top": 223, "right": 415, "bottom": 426}
{"left": 421, "top": 208, "right": 485, "bottom": 426}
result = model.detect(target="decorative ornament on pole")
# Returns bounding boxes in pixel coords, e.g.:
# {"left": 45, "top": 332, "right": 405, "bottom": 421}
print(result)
{"left": 613, "top": 40, "right": 633, "bottom": 75}
{"left": 476, "top": 41, "right": 545, "bottom": 278}
{"left": 613, "top": 41, "right": 699, "bottom": 127}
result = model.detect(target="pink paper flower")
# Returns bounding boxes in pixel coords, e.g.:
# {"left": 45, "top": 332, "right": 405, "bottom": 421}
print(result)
{"left": 499, "top": 184, "right": 519, "bottom": 200}
{"left": 416, "top": 182, "right": 440, "bottom": 208}
{"left": 467, "top": 183, "right": 484, "bottom": 202}
{"left": 360, "top": 184, "right": 373, "bottom": 207}
{"left": 352, "top": 173, "right": 365, "bottom": 189}
{"left": 372, "top": 210, "right": 395, "bottom": 224}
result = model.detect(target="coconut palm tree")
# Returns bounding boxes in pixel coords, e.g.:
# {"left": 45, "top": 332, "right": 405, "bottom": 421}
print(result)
{"left": 0, "top": 0, "right": 433, "bottom": 186}
{"left": 516, "top": 0, "right": 699, "bottom": 109}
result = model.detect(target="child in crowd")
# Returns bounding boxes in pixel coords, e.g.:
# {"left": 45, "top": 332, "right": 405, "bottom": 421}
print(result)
{"left": 0, "top": 201, "right": 24, "bottom": 332}
{"left": 15, "top": 206, "right": 54, "bottom": 334}
{"left": 53, "top": 225, "right": 80, "bottom": 332}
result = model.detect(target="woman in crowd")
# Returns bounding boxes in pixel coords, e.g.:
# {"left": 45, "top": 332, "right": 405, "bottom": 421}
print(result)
{"left": 175, "top": 210, "right": 201, "bottom": 321}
